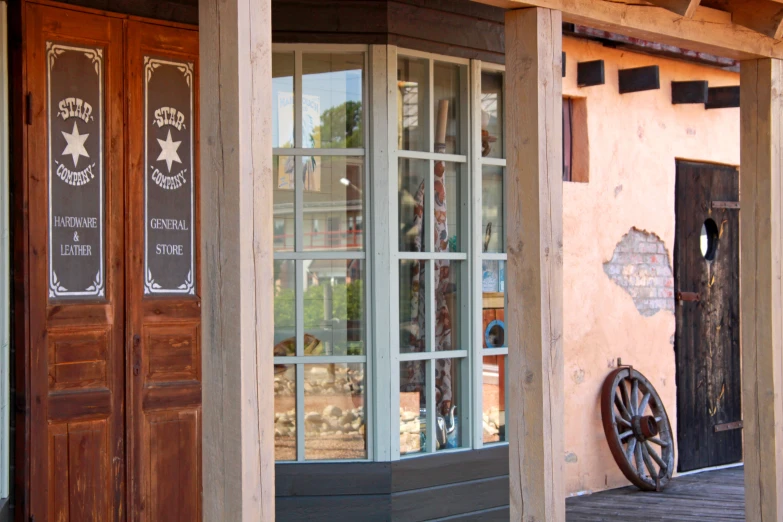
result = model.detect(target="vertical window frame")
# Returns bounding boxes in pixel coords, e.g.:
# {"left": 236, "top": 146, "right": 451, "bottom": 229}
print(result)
{"left": 272, "top": 44, "right": 373, "bottom": 463}
{"left": 391, "top": 47, "right": 473, "bottom": 459}
{"left": 471, "top": 61, "right": 509, "bottom": 450}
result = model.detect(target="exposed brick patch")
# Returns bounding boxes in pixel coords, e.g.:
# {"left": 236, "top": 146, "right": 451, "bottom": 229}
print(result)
{"left": 603, "top": 228, "right": 675, "bottom": 317}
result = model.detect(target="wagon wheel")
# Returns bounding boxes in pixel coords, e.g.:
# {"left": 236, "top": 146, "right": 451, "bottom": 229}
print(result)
{"left": 600, "top": 367, "right": 675, "bottom": 491}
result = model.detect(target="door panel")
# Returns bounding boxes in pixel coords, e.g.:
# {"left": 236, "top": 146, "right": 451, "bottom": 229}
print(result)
{"left": 26, "top": 4, "right": 125, "bottom": 521}
{"left": 126, "top": 20, "right": 201, "bottom": 521}
{"left": 674, "top": 160, "right": 741, "bottom": 472}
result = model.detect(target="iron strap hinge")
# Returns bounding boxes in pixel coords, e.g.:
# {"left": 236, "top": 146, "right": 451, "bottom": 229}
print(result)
{"left": 676, "top": 291, "right": 700, "bottom": 302}
{"left": 712, "top": 201, "right": 740, "bottom": 210}
{"left": 714, "top": 420, "right": 743, "bottom": 433}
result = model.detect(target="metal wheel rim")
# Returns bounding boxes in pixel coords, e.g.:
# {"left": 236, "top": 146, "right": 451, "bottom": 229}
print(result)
{"left": 600, "top": 367, "right": 675, "bottom": 491}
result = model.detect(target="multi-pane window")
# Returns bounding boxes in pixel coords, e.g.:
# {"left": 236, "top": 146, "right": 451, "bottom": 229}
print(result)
{"left": 396, "top": 52, "right": 470, "bottom": 456}
{"left": 272, "top": 47, "right": 369, "bottom": 462}
{"left": 476, "top": 68, "right": 508, "bottom": 445}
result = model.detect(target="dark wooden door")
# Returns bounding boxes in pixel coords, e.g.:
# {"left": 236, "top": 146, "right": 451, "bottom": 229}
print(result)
{"left": 674, "top": 160, "right": 741, "bottom": 472}
{"left": 126, "top": 21, "right": 201, "bottom": 521}
{"left": 26, "top": 5, "right": 200, "bottom": 520}
{"left": 26, "top": 4, "right": 126, "bottom": 520}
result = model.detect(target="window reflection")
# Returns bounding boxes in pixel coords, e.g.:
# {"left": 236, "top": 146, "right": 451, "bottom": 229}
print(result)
{"left": 481, "top": 72, "right": 503, "bottom": 159}
{"left": 272, "top": 53, "right": 295, "bottom": 149}
{"left": 302, "top": 260, "right": 364, "bottom": 356}
{"left": 398, "top": 57, "right": 429, "bottom": 152}
{"left": 302, "top": 156, "right": 363, "bottom": 251}
{"left": 274, "top": 364, "right": 297, "bottom": 461}
{"left": 273, "top": 156, "right": 295, "bottom": 252}
{"left": 302, "top": 53, "right": 364, "bottom": 149}
{"left": 304, "top": 363, "right": 366, "bottom": 460}
{"left": 481, "top": 166, "right": 504, "bottom": 253}
{"left": 273, "top": 260, "right": 296, "bottom": 354}
{"left": 482, "top": 355, "right": 506, "bottom": 443}
{"left": 400, "top": 360, "right": 426, "bottom": 455}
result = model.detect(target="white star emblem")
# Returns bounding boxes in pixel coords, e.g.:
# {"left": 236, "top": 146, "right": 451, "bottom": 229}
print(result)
{"left": 61, "top": 121, "right": 90, "bottom": 168}
{"left": 156, "top": 130, "right": 182, "bottom": 173}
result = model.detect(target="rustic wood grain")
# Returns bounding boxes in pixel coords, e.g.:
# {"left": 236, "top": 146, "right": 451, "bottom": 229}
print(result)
{"left": 125, "top": 20, "right": 201, "bottom": 521}
{"left": 199, "top": 0, "right": 275, "bottom": 520}
{"left": 674, "top": 160, "right": 741, "bottom": 472}
{"left": 505, "top": 7, "right": 564, "bottom": 522}
{"left": 739, "top": 57, "right": 783, "bottom": 522}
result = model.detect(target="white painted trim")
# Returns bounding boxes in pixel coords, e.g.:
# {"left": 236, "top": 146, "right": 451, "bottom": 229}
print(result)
{"left": 481, "top": 157, "right": 507, "bottom": 167}
{"left": 273, "top": 148, "right": 365, "bottom": 156}
{"left": 0, "top": 1, "right": 8, "bottom": 500}
{"left": 396, "top": 149, "right": 468, "bottom": 164}
{"left": 397, "top": 252, "right": 467, "bottom": 261}
{"left": 398, "top": 47, "right": 471, "bottom": 65}
{"left": 399, "top": 350, "right": 470, "bottom": 361}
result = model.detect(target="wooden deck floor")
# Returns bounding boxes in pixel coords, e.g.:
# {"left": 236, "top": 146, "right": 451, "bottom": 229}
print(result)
{"left": 566, "top": 466, "right": 745, "bottom": 521}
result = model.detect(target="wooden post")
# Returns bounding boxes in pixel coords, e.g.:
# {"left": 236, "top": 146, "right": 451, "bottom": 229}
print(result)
{"left": 740, "top": 57, "right": 783, "bottom": 522}
{"left": 199, "top": 0, "right": 275, "bottom": 520}
{"left": 505, "top": 8, "right": 564, "bottom": 522}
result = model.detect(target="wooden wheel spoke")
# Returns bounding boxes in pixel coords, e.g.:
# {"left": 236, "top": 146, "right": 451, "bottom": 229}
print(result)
{"left": 618, "top": 430, "right": 633, "bottom": 440}
{"left": 641, "top": 442, "right": 658, "bottom": 479}
{"left": 615, "top": 395, "right": 632, "bottom": 420}
{"left": 616, "top": 416, "right": 632, "bottom": 428}
{"left": 645, "top": 441, "right": 667, "bottom": 471}
{"left": 620, "top": 380, "right": 632, "bottom": 416}
{"left": 638, "top": 392, "right": 651, "bottom": 415}
{"left": 649, "top": 437, "right": 670, "bottom": 447}
{"left": 631, "top": 378, "right": 639, "bottom": 416}
{"left": 634, "top": 441, "right": 645, "bottom": 477}
{"left": 626, "top": 438, "right": 637, "bottom": 463}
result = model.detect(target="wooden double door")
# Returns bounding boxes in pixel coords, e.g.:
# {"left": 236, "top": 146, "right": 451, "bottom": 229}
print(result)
{"left": 674, "top": 160, "right": 741, "bottom": 472}
{"left": 25, "top": 4, "right": 201, "bottom": 520}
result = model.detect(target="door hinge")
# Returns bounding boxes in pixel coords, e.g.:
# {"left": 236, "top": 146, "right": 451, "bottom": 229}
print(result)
{"left": 714, "top": 420, "right": 743, "bottom": 433}
{"left": 25, "top": 92, "right": 32, "bottom": 125}
{"left": 676, "top": 291, "right": 700, "bottom": 302}
{"left": 712, "top": 201, "right": 740, "bottom": 210}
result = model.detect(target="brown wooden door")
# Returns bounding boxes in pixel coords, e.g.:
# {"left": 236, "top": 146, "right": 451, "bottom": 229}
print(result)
{"left": 26, "top": 5, "right": 200, "bottom": 520}
{"left": 125, "top": 21, "right": 201, "bottom": 521}
{"left": 674, "top": 160, "right": 741, "bottom": 472}
{"left": 26, "top": 4, "right": 126, "bottom": 520}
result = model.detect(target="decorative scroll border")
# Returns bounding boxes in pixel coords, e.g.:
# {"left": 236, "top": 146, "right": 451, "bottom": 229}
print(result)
{"left": 47, "top": 43, "right": 105, "bottom": 298}
{"left": 143, "top": 57, "right": 195, "bottom": 295}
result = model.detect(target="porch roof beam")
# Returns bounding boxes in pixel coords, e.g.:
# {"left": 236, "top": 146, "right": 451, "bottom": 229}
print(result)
{"left": 473, "top": 0, "right": 783, "bottom": 60}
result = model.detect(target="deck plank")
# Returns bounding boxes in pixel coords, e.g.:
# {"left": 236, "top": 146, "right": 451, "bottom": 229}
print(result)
{"left": 566, "top": 466, "right": 745, "bottom": 521}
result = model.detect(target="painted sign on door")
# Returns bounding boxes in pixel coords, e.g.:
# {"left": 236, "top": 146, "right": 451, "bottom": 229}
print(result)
{"left": 144, "top": 57, "right": 195, "bottom": 294}
{"left": 47, "top": 43, "right": 104, "bottom": 298}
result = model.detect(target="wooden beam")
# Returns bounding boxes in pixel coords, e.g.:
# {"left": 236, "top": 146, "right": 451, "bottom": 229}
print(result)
{"left": 474, "top": 0, "right": 783, "bottom": 60}
{"left": 618, "top": 65, "right": 660, "bottom": 94}
{"left": 577, "top": 60, "right": 605, "bottom": 87}
{"left": 200, "top": 0, "right": 275, "bottom": 520}
{"left": 706, "top": 86, "right": 740, "bottom": 109}
{"left": 505, "top": 8, "right": 564, "bottom": 522}
{"left": 646, "top": 0, "right": 701, "bottom": 17}
{"left": 726, "top": 0, "right": 783, "bottom": 40}
{"left": 671, "top": 80, "right": 709, "bottom": 104}
{"left": 740, "top": 57, "right": 783, "bottom": 522}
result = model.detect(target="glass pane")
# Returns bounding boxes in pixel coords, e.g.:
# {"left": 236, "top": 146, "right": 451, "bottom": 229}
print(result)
{"left": 435, "top": 260, "right": 460, "bottom": 352}
{"left": 304, "top": 363, "right": 367, "bottom": 460}
{"left": 273, "top": 260, "right": 296, "bottom": 355}
{"left": 400, "top": 360, "right": 426, "bottom": 455}
{"left": 482, "top": 355, "right": 507, "bottom": 443}
{"left": 274, "top": 364, "right": 297, "bottom": 461}
{"left": 481, "top": 71, "right": 504, "bottom": 159}
{"left": 435, "top": 161, "right": 460, "bottom": 252}
{"left": 302, "top": 156, "right": 363, "bottom": 251}
{"left": 398, "top": 56, "right": 429, "bottom": 152}
{"left": 433, "top": 61, "right": 462, "bottom": 155}
{"left": 436, "top": 357, "right": 461, "bottom": 450}
{"left": 481, "top": 260, "right": 506, "bottom": 349}
{"left": 481, "top": 165, "right": 504, "bottom": 253}
{"left": 302, "top": 53, "right": 364, "bottom": 149}
{"left": 303, "top": 260, "right": 364, "bottom": 356}
{"left": 398, "top": 158, "right": 429, "bottom": 252}
{"left": 272, "top": 52, "right": 294, "bottom": 149}
{"left": 273, "top": 155, "right": 295, "bottom": 252}
{"left": 399, "top": 260, "right": 426, "bottom": 354}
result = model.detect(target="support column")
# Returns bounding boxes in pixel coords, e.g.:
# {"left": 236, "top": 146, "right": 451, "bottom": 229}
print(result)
{"left": 200, "top": 0, "right": 275, "bottom": 520}
{"left": 740, "top": 58, "right": 783, "bottom": 522}
{"left": 504, "top": 8, "right": 564, "bottom": 522}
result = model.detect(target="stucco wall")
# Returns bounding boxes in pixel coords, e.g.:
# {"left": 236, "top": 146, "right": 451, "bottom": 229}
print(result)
{"left": 561, "top": 37, "right": 740, "bottom": 495}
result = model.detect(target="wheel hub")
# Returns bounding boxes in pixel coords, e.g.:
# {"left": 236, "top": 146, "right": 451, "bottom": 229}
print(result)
{"left": 632, "top": 414, "right": 659, "bottom": 440}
